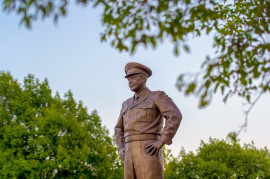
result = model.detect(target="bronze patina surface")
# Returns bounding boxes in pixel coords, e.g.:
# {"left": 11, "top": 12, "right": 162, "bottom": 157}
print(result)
{"left": 115, "top": 62, "right": 182, "bottom": 179}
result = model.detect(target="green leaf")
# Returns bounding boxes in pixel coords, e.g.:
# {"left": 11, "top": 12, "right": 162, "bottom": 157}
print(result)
{"left": 185, "top": 83, "right": 196, "bottom": 95}
{"left": 183, "top": 45, "right": 190, "bottom": 53}
{"left": 174, "top": 46, "right": 179, "bottom": 56}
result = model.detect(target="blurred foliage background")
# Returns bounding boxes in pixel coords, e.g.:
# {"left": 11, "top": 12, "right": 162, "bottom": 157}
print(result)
{"left": 0, "top": 72, "right": 123, "bottom": 178}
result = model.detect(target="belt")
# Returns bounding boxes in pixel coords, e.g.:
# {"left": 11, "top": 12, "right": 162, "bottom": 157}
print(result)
{"left": 125, "top": 134, "right": 160, "bottom": 143}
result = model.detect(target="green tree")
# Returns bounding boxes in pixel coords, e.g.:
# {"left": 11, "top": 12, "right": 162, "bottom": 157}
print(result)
{"left": 2, "top": 0, "right": 269, "bottom": 132}
{"left": 164, "top": 137, "right": 270, "bottom": 178}
{"left": 0, "top": 71, "right": 123, "bottom": 178}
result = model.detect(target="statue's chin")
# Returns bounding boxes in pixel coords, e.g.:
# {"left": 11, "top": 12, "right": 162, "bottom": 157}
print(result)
{"left": 130, "top": 88, "right": 138, "bottom": 93}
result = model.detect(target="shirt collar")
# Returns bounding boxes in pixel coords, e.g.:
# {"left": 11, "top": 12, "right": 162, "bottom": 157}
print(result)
{"left": 134, "top": 87, "right": 147, "bottom": 101}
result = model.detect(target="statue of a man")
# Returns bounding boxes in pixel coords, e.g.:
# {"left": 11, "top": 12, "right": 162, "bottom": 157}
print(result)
{"left": 115, "top": 62, "right": 182, "bottom": 179}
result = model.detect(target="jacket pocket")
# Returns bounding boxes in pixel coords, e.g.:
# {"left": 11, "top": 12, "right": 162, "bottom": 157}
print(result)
{"left": 138, "top": 102, "right": 153, "bottom": 121}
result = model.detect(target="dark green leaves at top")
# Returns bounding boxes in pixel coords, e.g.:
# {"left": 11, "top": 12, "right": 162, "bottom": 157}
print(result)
{"left": 2, "top": 0, "right": 270, "bottom": 110}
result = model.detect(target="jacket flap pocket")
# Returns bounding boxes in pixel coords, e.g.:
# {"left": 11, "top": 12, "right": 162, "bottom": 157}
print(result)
{"left": 138, "top": 102, "right": 153, "bottom": 109}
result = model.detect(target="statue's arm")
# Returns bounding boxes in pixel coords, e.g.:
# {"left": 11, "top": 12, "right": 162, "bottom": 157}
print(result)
{"left": 114, "top": 103, "right": 125, "bottom": 159}
{"left": 155, "top": 91, "right": 182, "bottom": 145}
{"left": 145, "top": 91, "right": 182, "bottom": 156}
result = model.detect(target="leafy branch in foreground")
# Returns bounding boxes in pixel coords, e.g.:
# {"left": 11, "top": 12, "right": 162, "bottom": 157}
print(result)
{"left": 98, "top": 0, "right": 270, "bottom": 133}
{"left": 2, "top": 0, "right": 270, "bottom": 132}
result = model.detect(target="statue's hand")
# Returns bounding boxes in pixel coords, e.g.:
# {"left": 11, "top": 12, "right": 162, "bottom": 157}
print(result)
{"left": 118, "top": 147, "right": 125, "bottom": 160}
{"left": 145, "top": 140, "right": 164, "bottom": 156}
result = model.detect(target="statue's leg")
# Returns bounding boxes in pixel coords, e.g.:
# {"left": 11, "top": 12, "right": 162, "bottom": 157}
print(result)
{"left": 125, "top": 142, "right": 136, "bottom": 179}
{"left": 133, "top": 140, "right": 163, "bottom": 179}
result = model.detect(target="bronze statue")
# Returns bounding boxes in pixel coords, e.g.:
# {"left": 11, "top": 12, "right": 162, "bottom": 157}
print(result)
{"left": 115, "top": 62, "right": 182, "bottom": 179}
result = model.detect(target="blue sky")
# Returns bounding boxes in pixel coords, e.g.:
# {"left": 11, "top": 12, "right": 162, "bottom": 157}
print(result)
{"left": 1, "top": 3, "right": 269, "bottom": 155}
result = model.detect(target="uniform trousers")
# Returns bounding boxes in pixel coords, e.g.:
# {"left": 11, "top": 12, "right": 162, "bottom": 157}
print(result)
{"left": 124, "top": 140, "right": 164, "bottom": 179}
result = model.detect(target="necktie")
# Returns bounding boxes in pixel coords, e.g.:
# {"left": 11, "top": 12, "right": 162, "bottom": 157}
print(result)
{"left": 134, "top": 96, "right": 139, "bottom": 103}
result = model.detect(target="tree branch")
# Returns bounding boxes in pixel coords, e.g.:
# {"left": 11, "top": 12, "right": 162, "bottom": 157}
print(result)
{"left": 237, "top": 80, "right": 270, "bottom": 136}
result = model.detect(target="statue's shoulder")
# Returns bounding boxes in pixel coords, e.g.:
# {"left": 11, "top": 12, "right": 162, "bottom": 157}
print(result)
{"left": 121, "top": 96, "right": 133, "bottom": 109}
{"left": 150, "top": 90, "right": 167, "bottom": 97}
{"left": 123, "top": 96, "right": 133, "bottom": 104}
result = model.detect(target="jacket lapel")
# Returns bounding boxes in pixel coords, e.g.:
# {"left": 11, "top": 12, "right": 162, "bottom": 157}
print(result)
{"left": 129, "top": 88, "right": 151, "bottom": 109}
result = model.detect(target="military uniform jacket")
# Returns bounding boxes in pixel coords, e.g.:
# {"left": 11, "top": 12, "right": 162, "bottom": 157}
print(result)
{"left": 115, "top": 88, "right": 182, "bottom": 150}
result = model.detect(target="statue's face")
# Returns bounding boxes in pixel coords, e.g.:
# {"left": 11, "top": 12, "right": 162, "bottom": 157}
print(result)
{"left": 127, "top": 74, "right": 146, "bottom": 92}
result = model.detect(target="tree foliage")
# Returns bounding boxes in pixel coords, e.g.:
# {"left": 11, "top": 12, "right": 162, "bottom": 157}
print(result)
{"left": 2, "top": 0, "right": 270, "bottom": 130}
{"left": 0, "top": 71, "right": 123, "bottom": 178}
{"left": 97, "top": 0, "right": 270, "bottom": 119}
{"left": 164, "top": 137, "right": 270, "bottom": 178}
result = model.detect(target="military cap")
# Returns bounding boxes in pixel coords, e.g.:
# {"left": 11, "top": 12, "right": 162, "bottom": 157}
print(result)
{"left": 125, "top": 62, "right": 152, "bottom": 78}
